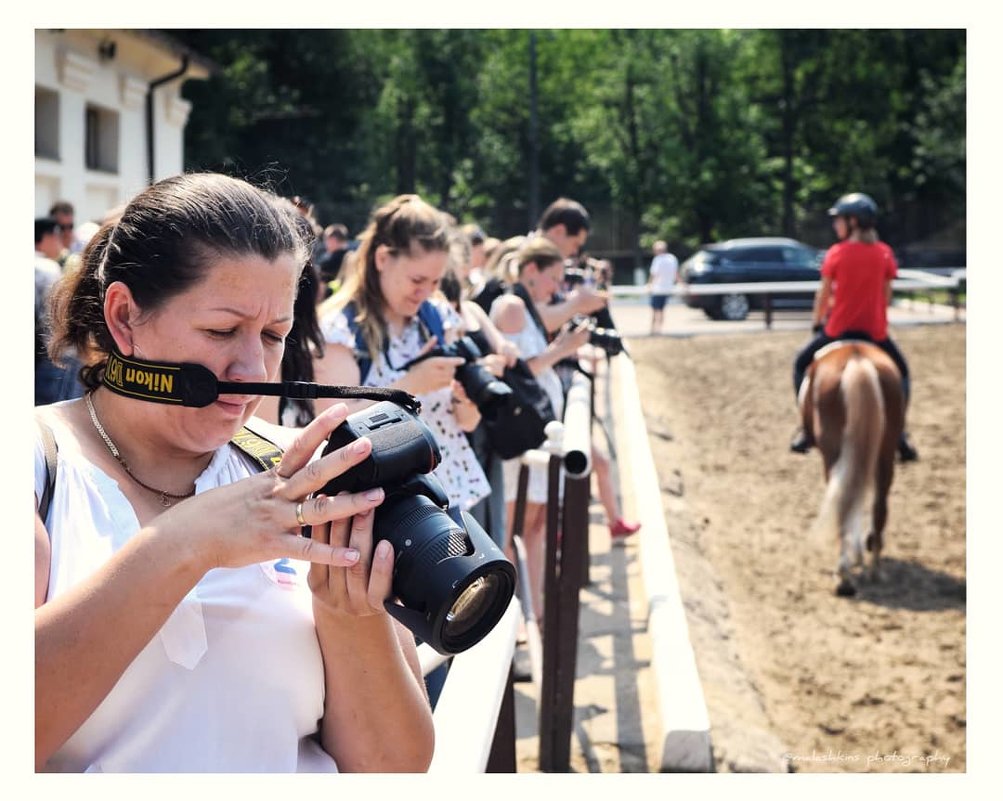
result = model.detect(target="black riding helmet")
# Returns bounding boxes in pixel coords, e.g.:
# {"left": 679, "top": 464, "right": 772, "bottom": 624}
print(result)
{"left": 828, "top": 192, "right": 878, "bottom": 228}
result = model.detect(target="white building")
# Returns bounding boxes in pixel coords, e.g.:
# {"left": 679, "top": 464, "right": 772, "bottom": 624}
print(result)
{"left": 35, "top": 29, "right": 212, "bottom": 223}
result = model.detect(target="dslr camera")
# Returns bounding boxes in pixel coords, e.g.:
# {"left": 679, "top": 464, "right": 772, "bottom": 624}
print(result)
{"left": 403, "top": 335, "right": 512, "bottom": 419}
{"left": 318, "top": 401, "right": 516, "bottom": 654}
{"left": 569, "top": 313, "right": 625, "bottom": 357}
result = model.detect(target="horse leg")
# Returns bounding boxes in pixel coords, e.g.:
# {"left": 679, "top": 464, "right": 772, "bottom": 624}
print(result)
{"left": 836, "top": 537, "right": 857, "bottom": 596}
{"left": 867, "top": 440, "right": 896, "bottom": 583}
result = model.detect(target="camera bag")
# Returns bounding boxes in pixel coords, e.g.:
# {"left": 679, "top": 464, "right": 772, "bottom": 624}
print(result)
{"left": 479, "top": 282, "right": 558, "bottom": 459}
{"left": 481, "top": 357, "right": 557, "bottom": 460}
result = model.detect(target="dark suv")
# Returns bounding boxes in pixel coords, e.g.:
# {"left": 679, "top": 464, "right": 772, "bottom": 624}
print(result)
{"left": 679, "top": 237, "right": 823, "bottom": 321}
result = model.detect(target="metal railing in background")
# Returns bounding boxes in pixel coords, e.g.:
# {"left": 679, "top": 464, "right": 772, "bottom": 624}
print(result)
{"left": 538, "top": 370, "right": 593, "bottom": 772}
{"left": 421, "top": 369, "right": 594, "bottom": 774}
{"left": 609, "top": 268, "right": 967, "bottom": 327}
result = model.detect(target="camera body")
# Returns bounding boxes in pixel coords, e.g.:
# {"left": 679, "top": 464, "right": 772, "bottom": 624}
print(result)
{"left": 319, "top": 401, "right": 516, "bottom": 654}
{"left": 404, "top": 335, "right": 512, "bottom": 419}
{"left": 569, "top": 313, "right": 624, "bottom": 357}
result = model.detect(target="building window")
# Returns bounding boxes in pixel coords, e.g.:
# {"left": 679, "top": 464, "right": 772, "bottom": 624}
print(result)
{"left": 35, "top": 87, "right": 59, "bottom": 160}
{"left": 85, "top": 103, "right": 119, "bottom": 173}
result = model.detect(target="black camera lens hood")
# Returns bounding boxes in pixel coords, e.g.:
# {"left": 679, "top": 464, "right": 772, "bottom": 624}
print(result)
{"left": 101, "top": 349, "right": 420, "bottom": 413}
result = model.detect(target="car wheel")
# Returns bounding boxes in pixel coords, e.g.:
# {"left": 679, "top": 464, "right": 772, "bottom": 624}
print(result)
{"left": 719, "top": 293, "right": 750, "bottom": 321}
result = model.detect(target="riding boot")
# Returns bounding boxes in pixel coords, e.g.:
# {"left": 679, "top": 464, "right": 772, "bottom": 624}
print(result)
{"left": 790, "top": 426, "right": 813, "bottom": 453}
{"left": 898, "top": 431, "right": 919, "bottom": 462}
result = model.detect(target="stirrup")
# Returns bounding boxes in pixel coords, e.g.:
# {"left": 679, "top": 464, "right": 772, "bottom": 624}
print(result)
{"left": 898, "top": 434, "right": 919, "bottom": 462}
{"left": 790, "top": 429, "right": 812, "bottom": 453}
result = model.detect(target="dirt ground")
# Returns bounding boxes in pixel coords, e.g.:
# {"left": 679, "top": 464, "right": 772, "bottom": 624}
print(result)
{"left": 628, "top": 323, "right": 966, "bottom": 773}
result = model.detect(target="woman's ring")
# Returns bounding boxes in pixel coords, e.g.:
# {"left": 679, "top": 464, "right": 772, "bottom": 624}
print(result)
{"left": 296, "top": 502, "right": 307, "bottom": 527}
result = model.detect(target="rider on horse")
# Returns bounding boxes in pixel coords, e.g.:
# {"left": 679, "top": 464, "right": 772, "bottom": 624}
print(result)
{"left": 790, "top": 192, "right": 919, "bottom": 462}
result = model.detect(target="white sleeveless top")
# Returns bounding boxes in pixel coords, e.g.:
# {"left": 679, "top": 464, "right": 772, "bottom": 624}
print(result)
{"left": 34, "top": 410, "right": 337, "bottom": 773}
{"left": 489, "top": 296, "right": 565, "bottom": 419}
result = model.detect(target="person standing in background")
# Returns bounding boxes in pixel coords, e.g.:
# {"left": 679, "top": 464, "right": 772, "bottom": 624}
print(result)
{"left": 35, "top": 217, "right": 84, "bottom": 405}
{"left": 647, "top": 240, "right": 678, "bottom": 335}
{"left": 49, "top": 201, "right": 83, "bottom": 265}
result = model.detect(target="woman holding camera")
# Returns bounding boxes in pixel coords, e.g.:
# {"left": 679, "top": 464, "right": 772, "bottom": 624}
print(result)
{"left": 314, "top": 195, "right": 491, "bottom": 513}
{"left": 490, "top": 237, "right": 591, "bottom": 622}
{"left": 34, "top": 174, "right": 433, "bottom": 772}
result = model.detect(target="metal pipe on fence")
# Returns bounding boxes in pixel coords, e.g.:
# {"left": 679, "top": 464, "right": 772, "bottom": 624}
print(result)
{"left": 561, "top": 372, "right": 593, "bottom": 478}
{"left": 538, "top": 370, "right": 594, "bottom": 772}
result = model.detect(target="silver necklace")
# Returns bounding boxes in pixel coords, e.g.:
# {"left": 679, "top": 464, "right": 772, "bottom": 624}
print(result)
{"left": 85, "top": 392, "right": 196, "bottom": 507}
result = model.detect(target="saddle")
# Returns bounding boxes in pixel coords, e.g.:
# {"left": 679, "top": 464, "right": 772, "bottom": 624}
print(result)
{"left": 812, "top": 337, "right": 874, "bottom": 363}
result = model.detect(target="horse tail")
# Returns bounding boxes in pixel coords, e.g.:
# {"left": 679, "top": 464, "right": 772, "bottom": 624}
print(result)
{"left": 814, "top": 355, "right": 885, "bottom": 551}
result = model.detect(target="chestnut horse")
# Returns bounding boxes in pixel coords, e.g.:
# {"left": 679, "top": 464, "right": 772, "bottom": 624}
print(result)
{"left": 799, "top": 341, "right": 904, "bottom": 596}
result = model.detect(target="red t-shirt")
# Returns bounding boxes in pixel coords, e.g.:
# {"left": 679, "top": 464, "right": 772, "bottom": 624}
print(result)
{"left": 821, "top": 240, "right": 897, "bottom": 340}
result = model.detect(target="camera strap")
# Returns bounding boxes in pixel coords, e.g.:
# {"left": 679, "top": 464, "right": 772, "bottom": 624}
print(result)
{"left": 344, "top": 300, "right": 446, "bottom": 379}
{"left": 101, "top": 349, "right": 421, "bottom": 414}
{"left": 511, "top": 282, "right": 550, "bottom": 342}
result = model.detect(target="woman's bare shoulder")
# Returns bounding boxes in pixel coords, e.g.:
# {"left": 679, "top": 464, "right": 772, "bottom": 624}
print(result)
{"left": 490, "top": 294, "right": 526, "bottom": 333}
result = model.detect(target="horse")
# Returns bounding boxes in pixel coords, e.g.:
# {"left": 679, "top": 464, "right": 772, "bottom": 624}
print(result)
{"left": 798, "top": 340, "right": 905, "bottom": 596}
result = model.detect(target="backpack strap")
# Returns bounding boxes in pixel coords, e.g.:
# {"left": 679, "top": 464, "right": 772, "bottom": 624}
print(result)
{"left": 416, "top": 300, "right": 446, "bottom": 346}
{"left": 342, "top": 300, "right": 373, "bottom": 383}
{"left": 229, "top": 426, "right": 285, "bottom": 472}
{"left": 36, "top": 420, "right": 58, "bottom": 524}
{"left": 344, "top": 299, "right": 446, "bottom": 382}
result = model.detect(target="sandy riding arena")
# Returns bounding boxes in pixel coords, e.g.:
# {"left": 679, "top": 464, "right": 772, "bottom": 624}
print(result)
{"left": 629, "top": 323, "right": 966, "bottom": 773}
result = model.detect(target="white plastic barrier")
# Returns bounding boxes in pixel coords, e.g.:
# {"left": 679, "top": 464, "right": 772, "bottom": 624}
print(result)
{"left": 426, "top": 597, "right": 520, "bottom": 773}
{"left": 613, "top": 352, "right": 715, "bottom": 772}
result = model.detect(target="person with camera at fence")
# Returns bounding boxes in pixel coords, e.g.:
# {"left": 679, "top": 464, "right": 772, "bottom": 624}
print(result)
{"left": 490, "top": 237, "right": 592, "bottom": 623}
{"left": 790, "top": 192, "right": 918, "bottom": 462}
{"left": 553, "top": 256, "right": 640, "bottom": 541}
{"left": 36, "top": 217, "right": 85, "bottom": 406}
{"left": 438, "top": 230, "right": 520, "bottom": 550}
{"left": 34, "top": 173, "right": 434, "bottom": 773}
{"left": 313, "top": 194, "right": 492, "bottom": 516}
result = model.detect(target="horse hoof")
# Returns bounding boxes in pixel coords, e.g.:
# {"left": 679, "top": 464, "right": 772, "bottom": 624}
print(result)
{"left": 835, "top": 579, "right": 857, "bottom": 597}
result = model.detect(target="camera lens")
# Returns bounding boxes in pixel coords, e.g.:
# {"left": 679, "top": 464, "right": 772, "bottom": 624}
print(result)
{"left": 373, "top": 478, "right": 516, "bottom": 654}
{"left": 444, "top": 575, "right": 500, "bottom": 640}
{"left": 319, "top": 404, "right": 516, "bottom": 655}
{"left": 457, "top": 364, "right": 512, "bottom": 419}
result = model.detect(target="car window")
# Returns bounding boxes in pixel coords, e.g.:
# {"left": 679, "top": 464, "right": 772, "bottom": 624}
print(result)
{"left": 727, "top": 247, "right": 783, "bottom": 263}
{"left": 781, "top": 247, "right": 818, "bottom": 268}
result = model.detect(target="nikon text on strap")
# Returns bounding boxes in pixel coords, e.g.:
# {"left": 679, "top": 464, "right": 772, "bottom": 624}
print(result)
{"left": 101, "top": 349, "right": 420, "bottom": 414}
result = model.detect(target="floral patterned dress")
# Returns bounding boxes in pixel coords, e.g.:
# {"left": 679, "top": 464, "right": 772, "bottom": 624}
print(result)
{"left": 320, "top": 300, "right": 491, "bottom": 511}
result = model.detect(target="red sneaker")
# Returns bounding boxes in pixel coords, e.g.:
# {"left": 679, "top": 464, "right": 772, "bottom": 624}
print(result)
{"left": 610, "top": 518, "right": 641, "bottom": 538}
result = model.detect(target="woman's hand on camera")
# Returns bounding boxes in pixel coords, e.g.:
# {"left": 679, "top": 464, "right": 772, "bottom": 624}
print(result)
{"left": 497, "top": 340, "right": 519, "bottom": 367}
{"left": 570, "top": 286, "right": 609, "bottom": 316}
{"left": 450, "top": 379, "right": 481, "bottom": 432}
{"left": 166, "top": 403, "right": 385, "bottom": 573}
{"left": 554, "top": 320, "right": 591, "bottom": 357}
{"left": 307, "top": 504, "right": 393, "bottom": 619}
{"left": 478, "top": 353, "right": 509, "bottom": 378}
{"left": 401, "top": 339, "right": 465, "bottom": 395}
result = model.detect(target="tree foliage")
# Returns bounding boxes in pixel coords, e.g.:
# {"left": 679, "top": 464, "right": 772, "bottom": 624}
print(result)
{"left": 174, "top": 28, "right": 965, "bottom": 269}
